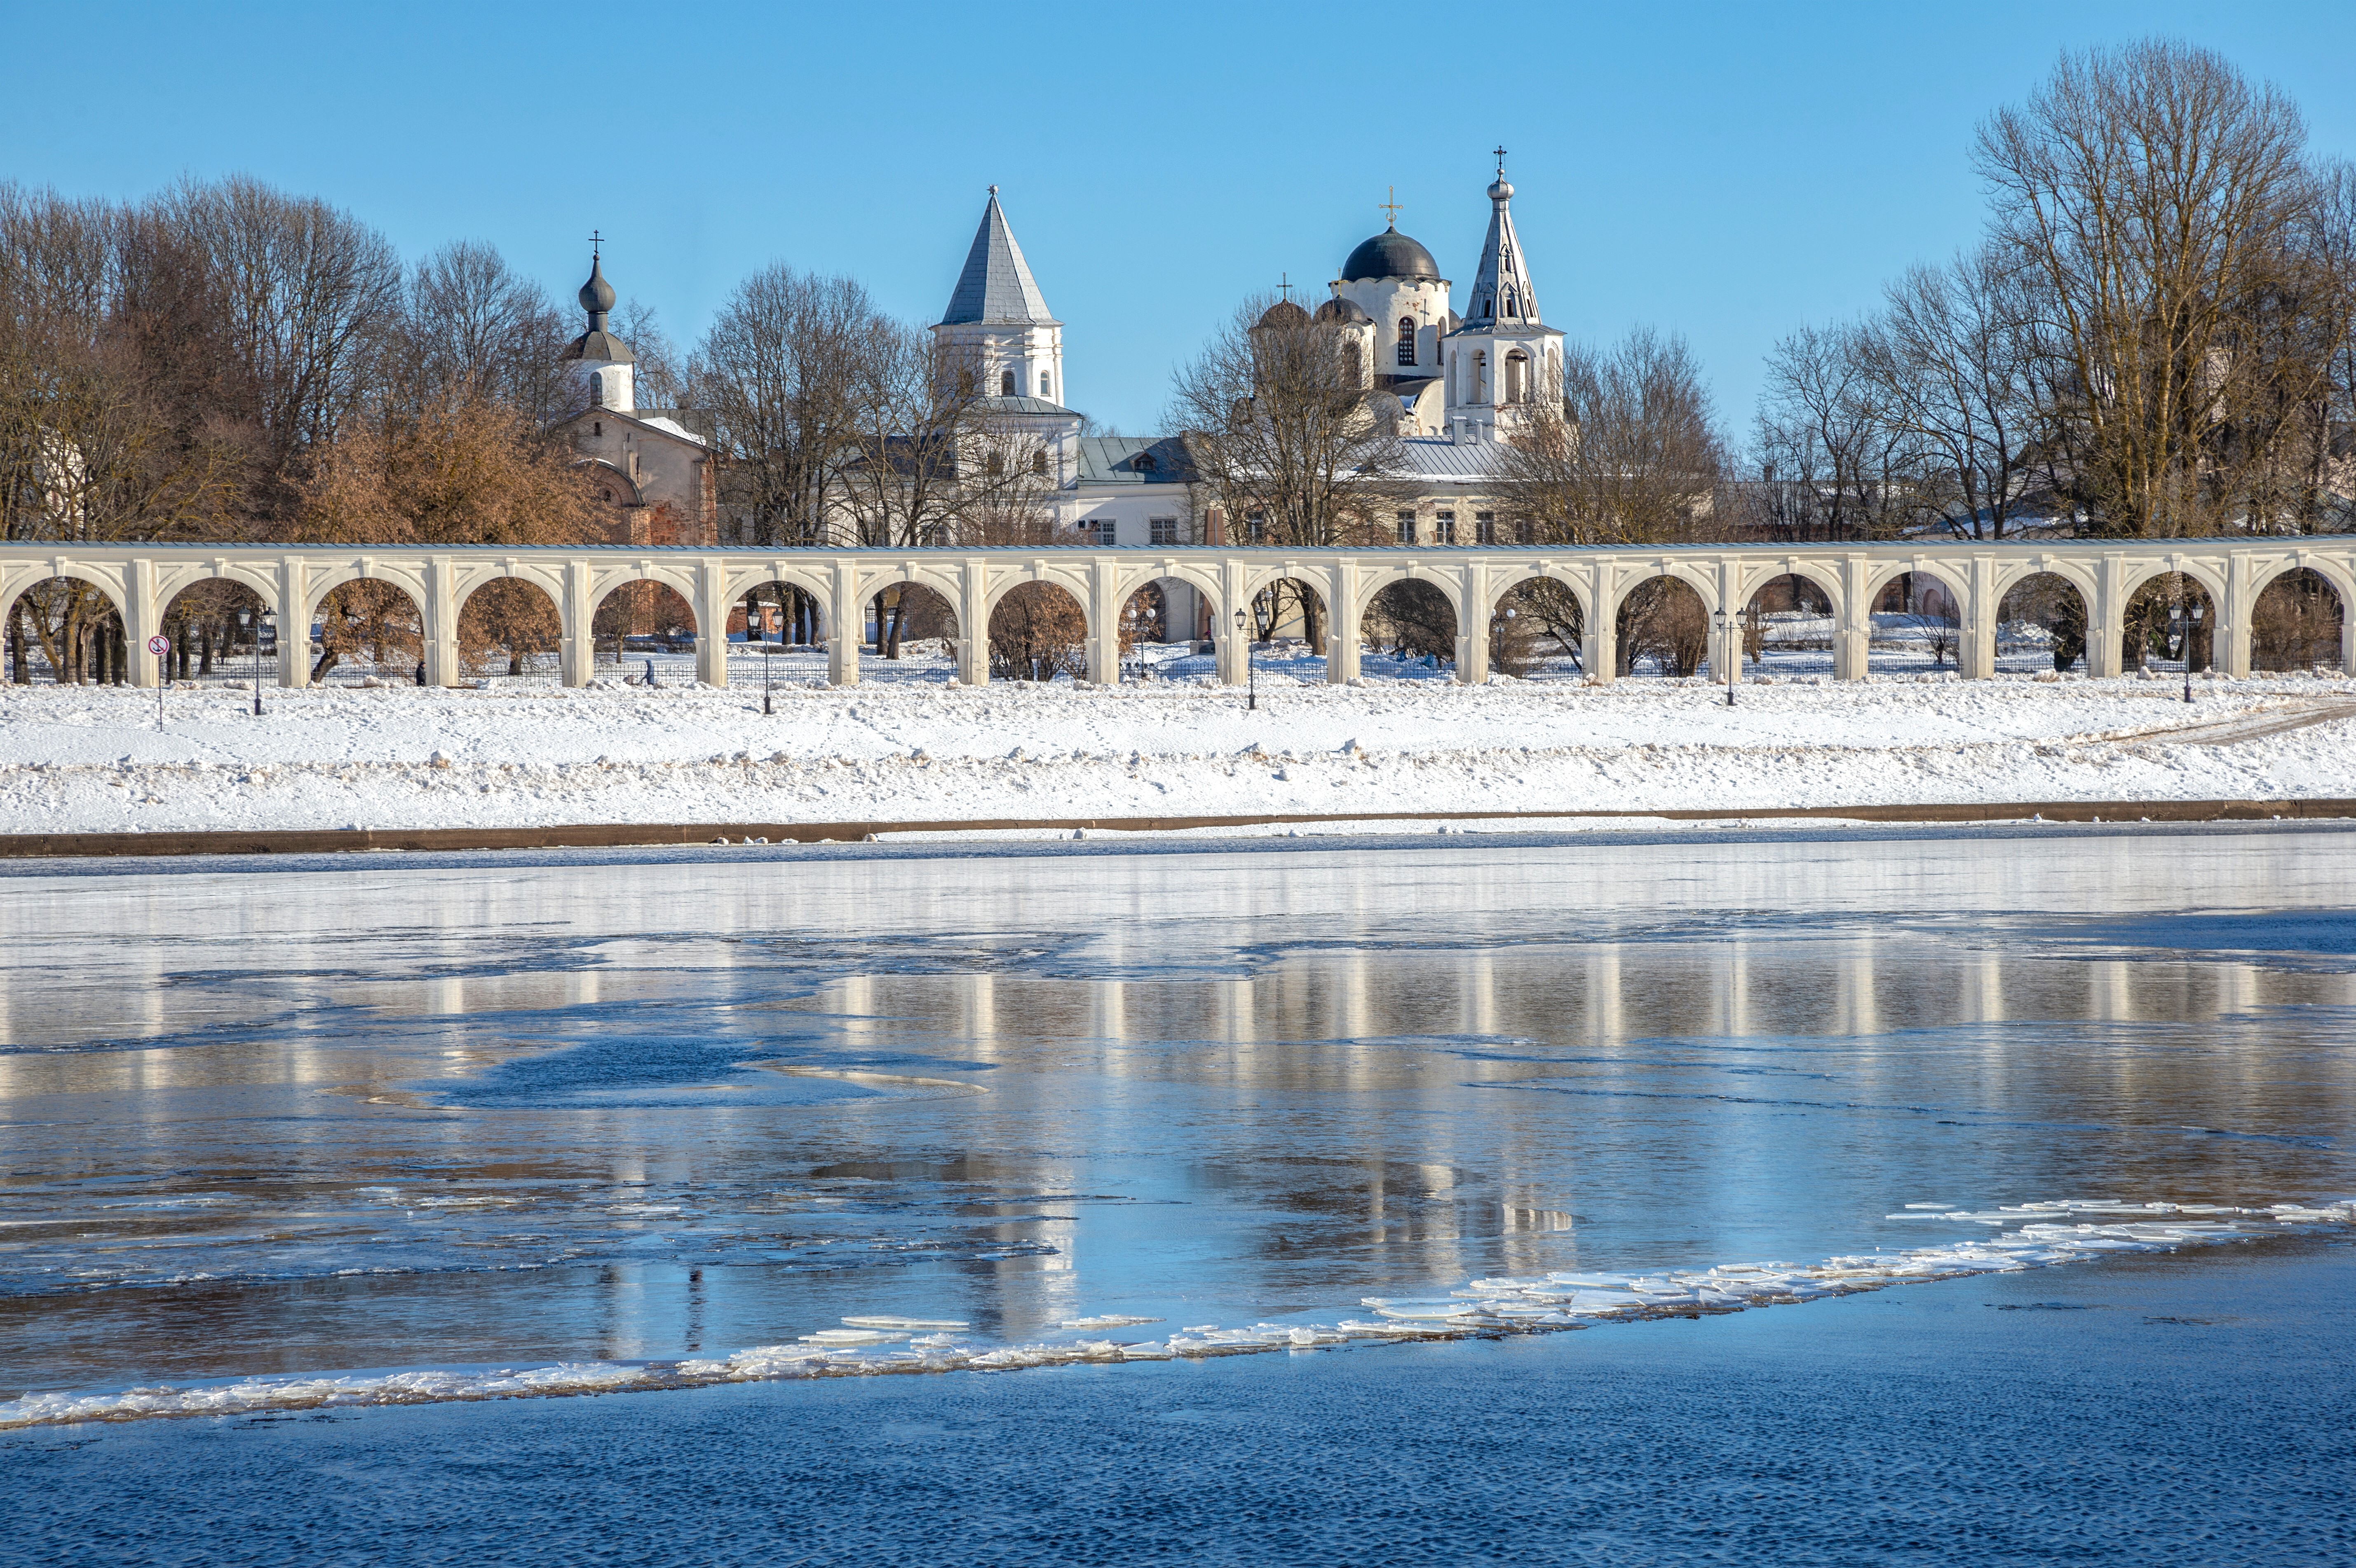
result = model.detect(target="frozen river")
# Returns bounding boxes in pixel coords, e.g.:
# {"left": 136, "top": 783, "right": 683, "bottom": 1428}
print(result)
{"left": 5, "top": 827, "right": 2354, "bottom": 1562}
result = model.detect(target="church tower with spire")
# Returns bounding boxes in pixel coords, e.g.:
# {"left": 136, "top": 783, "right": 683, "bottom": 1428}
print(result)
{"left": 932, "top": 188, "right": 1067, "bottom": 408}
{"left": 1441, "top": 153, "right": 1564, "bottom": 444}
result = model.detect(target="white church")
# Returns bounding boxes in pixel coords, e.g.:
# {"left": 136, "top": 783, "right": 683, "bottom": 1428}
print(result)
{"left": 925, "top": 159, "right": 1561, "bottom": 639}
{"left": 554, "top": 160, "right": 1560, "bottom": 635}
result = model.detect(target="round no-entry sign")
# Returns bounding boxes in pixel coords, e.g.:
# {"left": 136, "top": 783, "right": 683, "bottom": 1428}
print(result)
{"left": 146, "top": 635, "right": 171, "bottom": 656}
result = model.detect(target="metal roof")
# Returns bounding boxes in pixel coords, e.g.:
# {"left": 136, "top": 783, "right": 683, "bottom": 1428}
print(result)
{"left": 974, "top": 395, "right": 1079, "bottom": 418}
{"left": 1394, "top": 438, "right": 1513, "bottom": 480}
{"left": 1077, "top": 435, "right": 1197, "bottom": 485}
{"left": 939, "top": 192, "right": 1056, "bottom": 325}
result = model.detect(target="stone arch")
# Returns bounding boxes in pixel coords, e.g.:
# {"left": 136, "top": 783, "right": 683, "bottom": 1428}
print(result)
{"left": 1995, "top": 571, "right": 2091, "bottom": 673}
{"left": 157, "top": 575, "right": 274, "bottom": 682}
{"left": 851, "top": 564, "right": 964, "bottom": 666}
{"left": 1612, "top": 573, "right": 1712, "bottom": 678}
{"left": 309, "top": 575, "right": 427, "bottom": 684}
{"left": 1349, "top": 563, "right": 1464, "bottom": 625}
{"left": 454, "top": 574, "right": 563, "bottom": 679}
{"left": 1241, "top": 574, "right": 1331, "bottom": 666}
{"left": 725, "top": 573, "right": 831, "bottom": 657}
{"left": 1859, "top": 563, "right": 1973, "bottom": 673}
{"left": 1112, "top": 563, "right": 1227, "bottom": 640}
{"left": 577, "top": 458, "right": 643, "bottom": 509}
{"left": 2, "top": 571, "right": 130, "bottom": 686}
{"left": 2247, "top": 566, "right": 2347, "bottom": 673}
{"left": 1361, "top": 577, "right": 1459, "bottom": 675}
{"left": 980, "top": 563, "right": 1094, "bottom": 627}
{"left": 1738, "top": 570, "right": 1837, "bottom": 675}
{"left": 1486, "top": 568, "right": 1592, "bottom": 677}
{"left": 153, "top": 561, "right": 279, "bottom": 619}
{"left": 588, "top": 577, "right": 698, "bottom": 675}
{"left": 2119, "top": 558, "right": 2228, "bottom": 619}
{"left": 988, "top": 579, "right": 1088, "bottom": 682}
{"left": 2120, "top": 570, "right": 2218, "bottom": 673}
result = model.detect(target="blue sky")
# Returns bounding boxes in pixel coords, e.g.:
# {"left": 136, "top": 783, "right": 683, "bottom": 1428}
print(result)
{"left": 9, "top": 2, "right": 2354, "bottom": 438}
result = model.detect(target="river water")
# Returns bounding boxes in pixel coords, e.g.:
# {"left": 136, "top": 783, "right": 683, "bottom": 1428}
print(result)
{"left": 5, "top": 827, "right": 2354, "bottom": 1563}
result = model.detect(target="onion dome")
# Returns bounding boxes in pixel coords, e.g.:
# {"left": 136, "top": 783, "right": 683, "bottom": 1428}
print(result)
{"left": 1340, "top": 227, "right": 1441, "bottom": 282}
{"left": 1255, "top": 299, "right": 1311, "bottom": 329}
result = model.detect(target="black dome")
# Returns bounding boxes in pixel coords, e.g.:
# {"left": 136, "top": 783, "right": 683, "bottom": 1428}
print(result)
{"left": 1255, "top": 299, "right": 1310, "bottom": 329}
{"left": 1340, "top": 228, "right": 1440, "bottom": 282}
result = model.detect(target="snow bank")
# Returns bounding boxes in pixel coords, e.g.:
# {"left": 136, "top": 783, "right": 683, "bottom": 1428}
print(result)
{"left": 2, "top": 672, "right": 2351, "bottom": 835}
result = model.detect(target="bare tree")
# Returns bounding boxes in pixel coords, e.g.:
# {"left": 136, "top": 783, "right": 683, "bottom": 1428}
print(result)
{"left": 1171, "top": 293, "right": 1405, "bottom": 548}
{"left": 1855, "top": 246, "right": 2044, "bottom": 538}
{"left": 609, "top": 297, "right": 685, "bottom": 411}
{"left": 1507, "top": 326, "right": 1723, "bottom": 544}
{"left": 690, "top": 264, "right": 872, "bottom": 546}
{"left": 1977, "top": 40, "right": 2315, "bottom": 535}
{"left": 160, "top": 175, "right": 402, "bottom": 499}
{"left": 403, "top": 241, "right": 568, "bottom": 419}
{"left": 1753, "top": 321, "right": 1919, "bottom": 540}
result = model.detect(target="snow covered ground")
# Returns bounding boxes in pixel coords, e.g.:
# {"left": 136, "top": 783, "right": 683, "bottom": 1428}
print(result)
{"left": 4, "top": 654, "right": 2354, "bottom": 836}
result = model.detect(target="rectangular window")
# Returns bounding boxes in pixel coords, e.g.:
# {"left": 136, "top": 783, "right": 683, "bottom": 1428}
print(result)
{"left": 1515, "top": 518, "right": 1535, "bottom": 545}
{"left": 1246, "top": 511, "right": 1266, "bottom": 544}
{"left": 1149, "top": 517, "right": 1178, "bottom": 546}
{"left": 1436, "top": 511, "right": 1456, "bottom": 545}
{"left": 1396, "top": 511, "right": 1416, "bottom": 545}
{"left": 1475, "top": 511, "right": 1495, "bottom": 545}
{"left": 1086, "top": 518, "right": 1117, "bottom": 546}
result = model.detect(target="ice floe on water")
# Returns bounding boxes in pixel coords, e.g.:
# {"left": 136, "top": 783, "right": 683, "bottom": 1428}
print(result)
{"left": 7, "top": 1194, "right": 2351, "bottom": 1432}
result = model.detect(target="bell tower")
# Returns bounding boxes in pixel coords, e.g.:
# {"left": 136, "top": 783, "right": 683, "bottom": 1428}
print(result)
{"left": 1441, "top": 152, "right": 1563, "bottom": 444}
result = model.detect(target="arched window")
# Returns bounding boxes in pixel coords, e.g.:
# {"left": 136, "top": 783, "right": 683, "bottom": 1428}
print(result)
{"left": 986, "top": 450, "right": 1004, "bottom": 476}
{"left": 999, "top": 370, "right": 1016, "bottom": 397}
{"left": 1504, "top": 290, "right": 1518, "bottom": 319}
{"left": 1506, "top": 351, "right": 1528, "bottom": 404}
{"left": 957, "top": 367, "right": 974, "bottom": 397}
{"left": 1031, "top": 449, "right": 1048, "bottom": 474}
{"left": 1397, "top": 317, "right": 1416, "bottom": 366}
{"left": 1473, "top": 351, "right": 1488, "bottom": 402}
{"left": 1039, "top": 371, "right": 1051, "bottom": 397}
{"left": 1343, "top": 342, "right": 1362, "bottom": 383}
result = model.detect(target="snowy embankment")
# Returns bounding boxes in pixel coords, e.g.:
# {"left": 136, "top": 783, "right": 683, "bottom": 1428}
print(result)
{"left": 2, "top": 670, "right": 2353, "bottom": 836}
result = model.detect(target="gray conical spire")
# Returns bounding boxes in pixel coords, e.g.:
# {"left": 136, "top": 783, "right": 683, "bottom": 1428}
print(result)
{"left": 1461, "top": 157, "right": 1539, "bottom": 328}
{"left": 939, "top": 188, "right": 1056, "bottom": 325}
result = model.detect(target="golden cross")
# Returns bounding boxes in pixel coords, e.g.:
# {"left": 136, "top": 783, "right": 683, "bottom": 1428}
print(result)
{"left": 1379, "top": 187, "right": 1402, "bottom": 227}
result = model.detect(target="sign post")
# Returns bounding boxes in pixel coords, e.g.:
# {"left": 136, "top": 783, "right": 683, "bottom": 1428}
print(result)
{"left": 146, "top": 635, "right": 171, "bottom": 729}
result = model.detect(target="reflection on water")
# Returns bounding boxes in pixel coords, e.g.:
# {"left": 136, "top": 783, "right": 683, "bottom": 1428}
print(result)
{"left": 2, "top": 830, "right": 2352, "bottom": 1397}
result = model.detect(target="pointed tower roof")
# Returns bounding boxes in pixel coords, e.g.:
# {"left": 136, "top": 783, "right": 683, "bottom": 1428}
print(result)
{"left": 1460, "top": 152, "right": 1541, "bottom": 329}
{"left": 939, "top": 188, "right": 1057, "bottom": 326}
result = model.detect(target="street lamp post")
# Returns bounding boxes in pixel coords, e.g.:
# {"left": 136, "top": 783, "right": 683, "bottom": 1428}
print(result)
{"left": 1234, "top": 607, "right": 1256, "bottom": 711}
{"left": 239, "top": 609, "right": 264, "bottom": 716}
{"left": 2171, "top": 600, "right": 2204, "bottom": 703}
{"left": 1712, "top": 606, "right": 1738, "bottom": 706}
